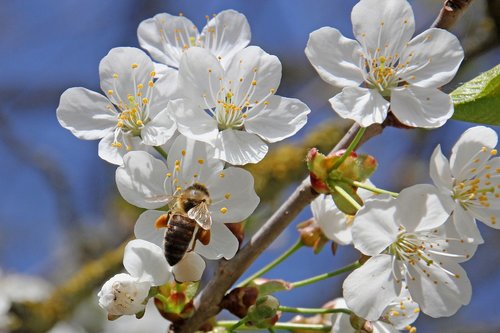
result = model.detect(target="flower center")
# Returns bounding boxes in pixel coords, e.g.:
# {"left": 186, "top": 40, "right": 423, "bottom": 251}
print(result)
{"left": 452, "top": 147, "right": 499, "bottom": 224}
{"left": 363, "top": 53, "right": 401, "bottom": 95}
{"left": 390, "top": 231, "right": 434, "bottom": 266}
{"left": 112, "top": 281, "right": 141, "bottom": 310}
{"left": 202, "top": 67, "right": 276, "bottom": 131}
{"left": 108, "top": 66, "right": 156, "bottom": 150}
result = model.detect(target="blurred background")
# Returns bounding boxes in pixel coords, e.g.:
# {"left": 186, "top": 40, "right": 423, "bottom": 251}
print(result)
{"left": 0, "top": 0, "right": 499, "bottom": 332}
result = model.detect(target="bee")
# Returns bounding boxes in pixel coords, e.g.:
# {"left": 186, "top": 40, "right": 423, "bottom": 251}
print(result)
{"left": 151, "top": 183, "right": 212, "bottom": 266}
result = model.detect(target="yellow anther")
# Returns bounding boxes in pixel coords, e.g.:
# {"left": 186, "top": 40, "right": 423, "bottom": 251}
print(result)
{"left": 126, "top": 145, "right": 132, "bottom": 151}
{"left": 473, "top": 158, "right": 480, "bottom": 163}
{"left": 198, "top": 159, "right": 204, "bottom": 164}
{"left": 220, "top": 207, "right": 228, "bottom": 214}
{"left": 242, "top": 114, "right": 248, "bottom": 118}
{"left": 175, "top": 160, "right": 180, "bottom": 166}
{"left": 176, "top": 186, "right": 182, "bottom": 192}
{"left": 224, "top": 193, "right": 231, "bottom": 200}
{"left": 142, "top": 98, "right": 149, "bottom": 105}
{"left": 470, "top": 168, "right": 477, "bottom": 173}
{"left": 251, "top": 80, "right": 257, "bottom": 86}
{"left": 128, "top": 95, "right": 135, "bottom": 102}
{"left": 181, "top": 149, "right": 186, "bottom": 156}
{"left": 131, "top": 63, "right": 138, "bottom": 69}
{"left": 113, "top": 73, "right": 119, "bottom": 78}
{"left": 111, "top": 142, "right": 123, "bottom": 148}
{"left": 137, "top": 84, "right": 143, "bottom": 90}
{"left": 496, "top": 168, "right": 500, "bottom": 173}
{"left": 175, "top": 165, "right": 180, "bottom": 171}
{"left": 107, "top": 90, "right": 113, "bottom": 95}
{"left": 485, "top": 173, "right": 491, "bottom": 179}
{"left": 150, "top": 71, "right": 156, "bottom": 77}
{"left": 193, "top": 173, "right": 199, "bottom": 178}
{"left": 485, "top": 165, "right": 491, "bottom": 170}
{"left": 264, "top": 101, "right": 269, "bottom": 106}
{"left": 379, "top": 56, "right": 386, "bottom": 64}
{"left": 136, "top": 120, "right": 143, "bottom": 126}
{"left": 117, "top": 121, "right": 124, "bottom": 128}
{"left": 491, "top": 149, "right": 497, "bottom": 155}
{"left": 166, "top": 172, "right": 172, "bottom": 177}
{"left": 219, "top": 173, "right": 225, "bottom": 178}
{"left": 148, "top": 80, "right": 154, "bottom": 87}
{"left": 481, "top": 147, "right": 488, "bottom": 152}
{"left": 270, "top": 88, "right": 276, "bottom": 94}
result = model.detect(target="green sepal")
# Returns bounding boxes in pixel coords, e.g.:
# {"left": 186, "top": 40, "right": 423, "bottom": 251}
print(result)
{"left": 248, "top": 278, "right": 292, "bottom": 296}
{"left": 451, "top": 64, "right": 500, "bottom": 125}
{"left": 327, "top": 180, "right": 363, "bottom": 215}
{"left": 336, "top": 154, "right": 377, "bottom": 182}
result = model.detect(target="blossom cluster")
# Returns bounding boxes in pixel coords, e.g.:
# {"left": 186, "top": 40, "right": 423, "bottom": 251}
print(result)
{"left": 55, "top": 0, "right": 499, "bottom": 332}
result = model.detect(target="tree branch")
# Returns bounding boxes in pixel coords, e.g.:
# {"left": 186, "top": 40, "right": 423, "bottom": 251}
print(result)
{"left": 432, "top": 0, "right": 474, "bottom": 29}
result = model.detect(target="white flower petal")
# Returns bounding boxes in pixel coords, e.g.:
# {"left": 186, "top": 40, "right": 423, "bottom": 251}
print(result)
{"left": 330, "top": 87, "right": 389, "bottom": 127}
{"left": 166, "top": 135, "right": 224, "bottom": 187}
{"left": 141, "top": 109, "right": 177, "bottom": 146}
{"left": 172, "top": 252, "right": 206, "bottom": 282}
{"left": 170, "top": 99, "right": 219, "bottom": 145}
{"left": 352, "top": 195, "right": 398, "bottom": 256}
{"left": 134, "top": 210, "right": 167, "bottom": 247}
{"left": 200, "top": 10, "right": 251, "bottom": 68}
{"left": 207, "top": 167, "right": 260, "bottom": 223}
{"left": 351, "top": 0, "right": 415, "bottom": 57}
{"left": 395, "top": 184, "right": 449, "bottom": 232}
{"left": 138, "top": 13, "right": 199, "bottom": 68}
{"left": 311, "top": 195, "right": 352, "bottom": 245}
{"left": 401, "top": 28, "right": 464, "bottom": 88}
{"left": 195, "top": 222, "right": 239, "bottom": 260}
{"left": 431, "top": 216, "right": 479, "bottom": 260}
{"left": 99, "top": 47, "right": 154, "bottom": 102}
{"left": 406, "top": 259, "right": 471, "bottom": 318}
{"left": 390, "top": 86, "right": 453, "bottom": 128}
{"left": 450, "top": 126, "right": 498, "bottom": 179}
{"left": 148, "top": 67, "right": 180, "bottom": 115}
{"left": 225, "top": 46, "right": 282, "bottom": 104}
{"left": 56, "top": 87, "right": 116, "bottom": 140}
{"left": 467, "top": 205, "right": 500, "bottom": 230}
{"left": 452, "top": 204, "right": 484, "bottom": 244}
{"left": 123, "top": 239, "right": 170, "bottom": 285}
{"left": 245, "top": 95, "right": 310, "bottom": 143}
{"left": 305, "top": 27, "right": 364, "bottom": 87}
{"left": 429, "top": 145, "right": 453, "bottom": 193}
{"left": 343, "top": 254, "right": 401, "bottom": 321}
{"left": 178, "top": 47, "right": 224, "bottom": 107}
{"left": 116, "top": 151, "right": 169, "bottom": 209}
{"left": 214, "top": 129, "right": 269, "bottom": 165}
{"left": 98, "top": 133, "right": 146, "bottom": 165}
{"left": 98, "top": 273, "right": 150, "bottom": 316}
{"left": 382, "top": 288, "right": 420, "bottom": 330}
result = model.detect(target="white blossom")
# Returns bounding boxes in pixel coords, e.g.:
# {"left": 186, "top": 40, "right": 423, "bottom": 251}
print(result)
{"left": 305, "top": 0, "right": 463, "bottom": 128}
{"left": 171, "top": 46, "right": 310, "bottom": 165}
{"left": 138, "top": 9, "right": 251, "bottom": 70}
{"left": 430, "top": 126, "right": 500, "bottom": 244}
{"left": 115, "top": 135, "right": 260, "bottom": 281}
{"left": 97, "top": 239, "right": 170, "bottom": 316}
{"left": 343, "top": 185, "right": 476, "bottom": 320}
{"left": 57, "top": 47, "right": 177, "bottom": 165}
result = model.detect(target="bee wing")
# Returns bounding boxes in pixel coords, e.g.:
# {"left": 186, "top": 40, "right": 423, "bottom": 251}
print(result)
{"left": 187, "top": 202, "right": 212, "bottom": 230}
{"left": 144, "top": 194, "right": 176, "bottom": 207}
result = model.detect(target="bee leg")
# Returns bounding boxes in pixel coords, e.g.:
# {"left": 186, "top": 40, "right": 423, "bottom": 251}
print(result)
{"left": 154, "top": 213, "right": 170, "bottom": 229}
{"left": 196, "top": 228, "right": 211, "bottom": 246}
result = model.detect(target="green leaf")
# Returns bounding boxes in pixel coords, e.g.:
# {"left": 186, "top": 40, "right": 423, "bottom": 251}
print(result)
{"left": 451, "top": 64, "right": 500, "bottom": 125}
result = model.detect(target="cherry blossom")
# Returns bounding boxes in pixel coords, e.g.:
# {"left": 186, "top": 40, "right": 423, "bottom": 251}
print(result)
{"left": 98, "top": 240, "right": 170, "bottom": 316}
{"left": 343, "top": 185, "right": 476, "bottom": 320}
{"left": 430, "top": 126, "right": 500, "bottom": 243}
{"left": 57, "top": 47, "right": 177, "bottom": 165}
{"left": 305, "top": 0, "right": 463, "bottom": 128}
{"left": 172, "top": 46, "right": 310, "bottom": 165}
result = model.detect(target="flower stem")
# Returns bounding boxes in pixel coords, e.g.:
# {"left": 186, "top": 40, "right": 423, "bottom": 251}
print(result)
{"left": 342, "top": 177, "right": 399, "bottom": 197}
{"left": 237, "top": 239, "right": 303, "bottom": 288}
{"left": 331, "top": 127, "right": 366, "bottom": 170}
{"left": 333, "top": 185, "right": 362, "bottom": 211}
{"left": 289, "top": 261, "right": 361, "bottom": 289}
{"left": 154, "top": 145, "right": 169, "bottom": 160}
{"left": 217, "top": 321, "right": 332, "bottom": 331}
{"left": 278, "top": 306, "right": 352, "bottom": 315}
{"left": 228, "top": 318, "right": 248, "bottom": 332}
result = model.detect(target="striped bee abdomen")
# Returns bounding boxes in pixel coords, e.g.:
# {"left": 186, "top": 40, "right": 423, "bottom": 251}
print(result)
{"left": 164, "top": 214, "right": 196, "bottom": 266}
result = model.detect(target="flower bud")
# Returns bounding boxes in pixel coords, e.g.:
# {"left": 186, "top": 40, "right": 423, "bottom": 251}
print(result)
{"left": 247, "top": 295, "right": 280, "bottom": 328}
{"left": 296, "top": 219, "right": 329, "bottom": 254}
{"left": 98, "top": 273, "right": 151, "bottom": 316}
{"left": 220, "top": 287, "right": 259, "bottom": 318}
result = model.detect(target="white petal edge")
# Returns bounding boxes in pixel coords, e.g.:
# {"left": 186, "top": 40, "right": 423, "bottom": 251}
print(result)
{"left": 123, "top": 239, "right": 170, "bottom": 286}
{"left": 195, "top": 222, "right": 239, "bottom": 260}
{"left": 134, "top": 210, "right": 167, "bottom": 247}
{"left": 214, "top": 129, "right": 269, "bottom": 165}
